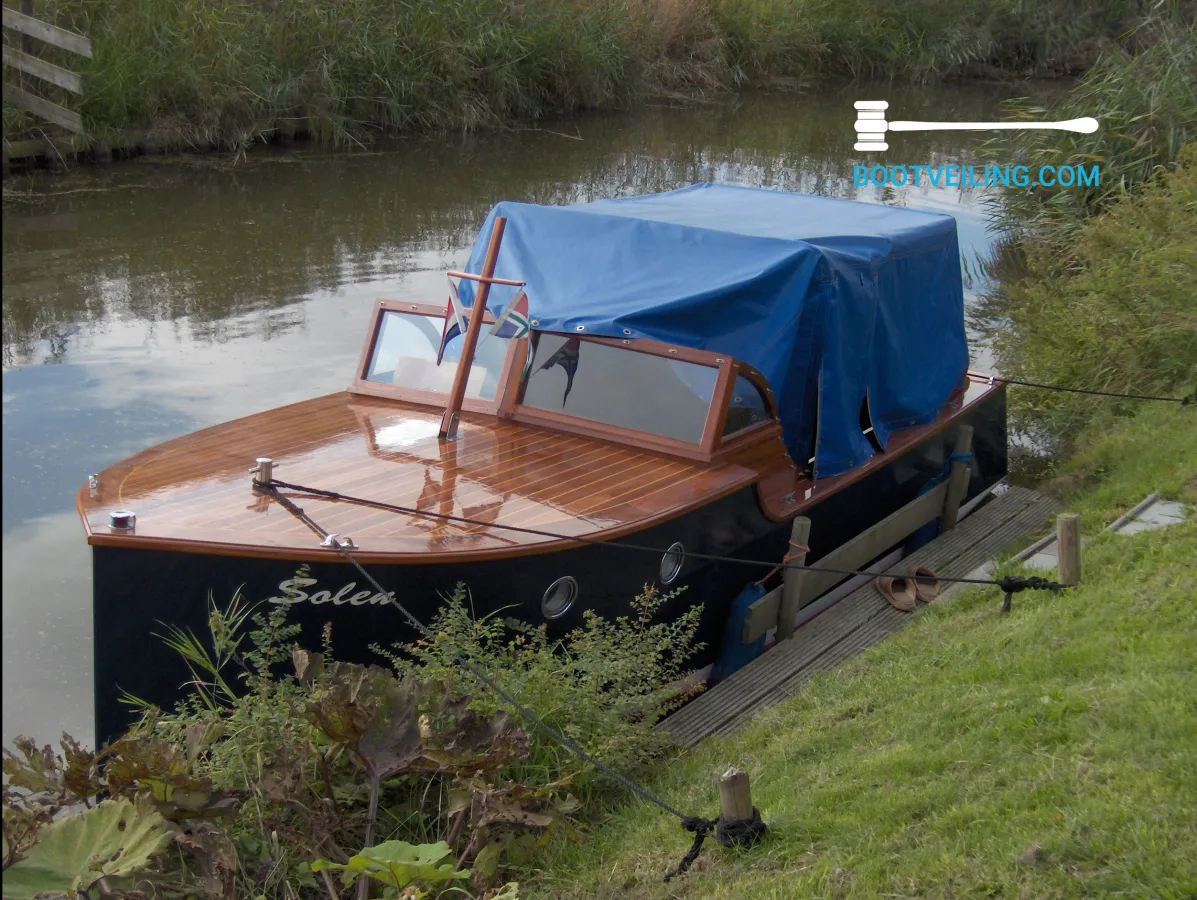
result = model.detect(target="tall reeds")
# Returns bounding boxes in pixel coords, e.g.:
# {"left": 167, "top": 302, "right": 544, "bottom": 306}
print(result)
{"left": 976, "top": 12, "right": 1197, "bottom": 459}
{"left": 2, "top": 0, "right": 1159, "bottom": 149}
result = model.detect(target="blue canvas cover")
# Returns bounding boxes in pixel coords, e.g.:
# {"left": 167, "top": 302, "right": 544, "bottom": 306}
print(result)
{"left": 458, "top": 184, "right": 969, "bottom": 477}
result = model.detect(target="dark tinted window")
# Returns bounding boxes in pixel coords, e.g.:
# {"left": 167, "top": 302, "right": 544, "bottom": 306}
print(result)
{"left": 722, "top": 375, "right": 771, "bottom": 436}
{"left": 520, "top": 335, "right": 717, "bottom": 443}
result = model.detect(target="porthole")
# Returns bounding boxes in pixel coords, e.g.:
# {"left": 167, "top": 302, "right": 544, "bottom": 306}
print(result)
{"left": 541, "top": 576, "right": 578, "bottom": 620}
{"left": 659, "top": 542, "right": 685, "bottom": 585}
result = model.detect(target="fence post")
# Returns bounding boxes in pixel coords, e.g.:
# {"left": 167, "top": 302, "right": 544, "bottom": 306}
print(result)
{"left": 776, "top": 516, "right": 811, "bottom": 641}
{"left": 1057, "top": 513, "right": 1081, "bottom": 586}
{"left": 940, "top": 424, "right": 974, "bottom": 532}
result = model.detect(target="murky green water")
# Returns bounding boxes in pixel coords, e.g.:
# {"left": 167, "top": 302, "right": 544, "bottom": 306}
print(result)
{"left": 2, "top": 84, "right": 1029, "bottom": 746}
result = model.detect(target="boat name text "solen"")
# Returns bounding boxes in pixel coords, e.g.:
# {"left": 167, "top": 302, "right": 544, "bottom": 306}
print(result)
{"left": 267, "top": 576, "right": 396, "bottom": 607}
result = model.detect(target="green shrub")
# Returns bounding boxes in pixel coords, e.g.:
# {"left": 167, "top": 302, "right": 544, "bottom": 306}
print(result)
{"left": 979, "top": 145, "right": 1197, "bottom": 456}
{"left": 2, "top": 581, "right": 702, "bottom": 897}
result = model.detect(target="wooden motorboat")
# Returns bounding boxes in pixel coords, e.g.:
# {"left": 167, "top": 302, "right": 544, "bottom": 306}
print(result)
{"left": 79, "top": 185, "right": 1007, "bottom": 741}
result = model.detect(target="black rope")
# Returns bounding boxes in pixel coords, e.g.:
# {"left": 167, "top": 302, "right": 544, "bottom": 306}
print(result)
{"left": 255, "top": 480, "right": 730, "bottom": 880}
{"left": 663, "top": 808, "right": 768, "bottom": 881}
{"left": 987, "top": 376, "right": 1195, "bottom": 405}
{"left": 267, "top": 478, "right": 1066, "bottom": 594}
{"left": 998, "top": 575, "right": 1064, "bottom": 614}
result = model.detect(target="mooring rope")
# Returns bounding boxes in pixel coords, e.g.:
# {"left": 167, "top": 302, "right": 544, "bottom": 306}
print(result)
{"left": 984, "top": 376, "right": 1195, "bottom": 405}
{"left": 266, "top": 477, "right": 1067, "bottom": 599}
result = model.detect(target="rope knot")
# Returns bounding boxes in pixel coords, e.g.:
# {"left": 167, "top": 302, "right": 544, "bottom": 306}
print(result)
{"left": 681, "top": 816, "right": 715, "bottom": 834}
{"left": 664, "top": 816, "right": 719, "bottom": 882}
{"left": 998, "top": 574, "right": 1067, "bottom": 613}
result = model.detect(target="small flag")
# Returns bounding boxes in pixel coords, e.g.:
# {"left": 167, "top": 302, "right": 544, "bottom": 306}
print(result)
{"left": 436, "top": 278, "right": 469, "bottom": 366}
{"left": 486, "top": 289, "right": 531, "bottom": 341}
{"left": 539, "top": 337, "right": 581, "bottom": 406}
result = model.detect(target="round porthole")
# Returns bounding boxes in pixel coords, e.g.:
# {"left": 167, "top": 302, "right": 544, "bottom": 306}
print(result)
{"left": 659, "top": 542, "right": 685, "bottom": 585}
{"left": 541, "top": 576, "right": 578, "bottom": 620}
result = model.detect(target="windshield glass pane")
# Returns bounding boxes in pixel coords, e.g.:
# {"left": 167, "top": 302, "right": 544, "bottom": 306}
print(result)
{"left": 520, "top": 335, "right": 717, "bottom": 443}
{"left": 723, "top": 375, "right": 771, "bottom": 435}
{"left": 365, "top": 310, "right": 510, "bottom": 400}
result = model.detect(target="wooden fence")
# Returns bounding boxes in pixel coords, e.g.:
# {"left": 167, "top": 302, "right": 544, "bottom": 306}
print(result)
{"left": 3, "top": 0, "right": 91, "bottom": 135}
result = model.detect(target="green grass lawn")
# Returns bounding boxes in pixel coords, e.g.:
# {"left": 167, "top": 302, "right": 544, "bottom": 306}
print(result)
{"left": 529, "top": 403, "right": 1197, "bottom": 899}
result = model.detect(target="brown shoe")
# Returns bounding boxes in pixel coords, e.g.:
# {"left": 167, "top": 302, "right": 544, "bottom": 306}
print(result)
{"left": 908, "top": 566, "right": 941, "bottom": 603}
{"left": 877, "top": 575, "right": 917, "bottom": 611}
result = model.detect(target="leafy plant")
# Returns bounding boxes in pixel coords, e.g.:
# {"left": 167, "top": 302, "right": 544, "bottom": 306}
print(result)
{"left": 3, "top": 795, "right": 171, "bottom": 899}
{"left": 2, "top": 577, "right": 703, "bottom": 896}
{"left": 311, "top": 839, "right": 468, "bottom": 894}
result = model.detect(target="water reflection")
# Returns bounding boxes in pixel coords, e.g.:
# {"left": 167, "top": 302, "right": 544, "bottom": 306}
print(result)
{"left": 2, "top": 82, "right": 1030, "bottom": 745}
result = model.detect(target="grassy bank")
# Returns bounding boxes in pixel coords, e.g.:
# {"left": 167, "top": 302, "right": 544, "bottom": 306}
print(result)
{"left": 2, "top": 0, "right": 1152, "bottom": 150}
{"left": 528, "top": 401, "right": 1197, "bottom": 899}
{"left": 527, "top": 32, "right": 1197, "bottom": 895}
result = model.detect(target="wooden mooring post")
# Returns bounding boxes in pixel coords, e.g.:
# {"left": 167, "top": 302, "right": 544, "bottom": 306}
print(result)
{"left": 719, "top": 767, "right": 754, "bottom": 823}
{"left": 940, "top": 424, "right": 974, "bottom": 532}
{"left": 1057, "top": 512, "right": 1081, "bottom": 585}
{"left": 775, "top": 516, "right": 811, "bottom": 642}
{"left": 716, "top": 766, "right": 765, "bottom": 847}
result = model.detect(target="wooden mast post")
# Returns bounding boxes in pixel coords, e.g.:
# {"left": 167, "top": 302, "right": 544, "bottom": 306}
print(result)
{"left": 439, "top": 216, "right": 508, "bottom": 440}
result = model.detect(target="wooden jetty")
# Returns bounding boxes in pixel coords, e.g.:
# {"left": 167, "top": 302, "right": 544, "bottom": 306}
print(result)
{"left": 660, "top": 484, "right": 1059, "bottom": 747}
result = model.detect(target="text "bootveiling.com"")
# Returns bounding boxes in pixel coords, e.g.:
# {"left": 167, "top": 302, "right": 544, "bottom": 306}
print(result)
{"left": 854, "top": 163, "right": 1101, "bottom": 188}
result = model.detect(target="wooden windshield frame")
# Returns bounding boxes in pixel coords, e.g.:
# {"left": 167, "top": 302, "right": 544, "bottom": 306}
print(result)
{"left": 349, "top": 301, "right": 784, "bottom": 463}
{"left": 508, "top": 333, "right": 783, "bottom": 464}
{"left": 348, "top": 299, "right": 518, "bottom": 415}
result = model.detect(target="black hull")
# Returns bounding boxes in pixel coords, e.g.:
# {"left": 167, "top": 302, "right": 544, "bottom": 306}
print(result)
{"left": 92, "top": 391, "right": 1005, "bottom": 742}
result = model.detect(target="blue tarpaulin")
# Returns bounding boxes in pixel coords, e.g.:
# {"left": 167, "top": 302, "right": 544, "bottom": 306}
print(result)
{"left": 459, "top": 184, "right": 969, "bottom": 477}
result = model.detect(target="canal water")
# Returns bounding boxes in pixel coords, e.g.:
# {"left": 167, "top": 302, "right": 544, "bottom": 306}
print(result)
{"left": 2, "top": 83, "right": 1028, "bottom": 747}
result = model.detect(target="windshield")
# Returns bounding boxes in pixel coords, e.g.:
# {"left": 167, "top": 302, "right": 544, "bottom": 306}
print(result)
{"left": 520, "top": 334, "right": 717, "bottom": 443}
{"left": 365, "top": 310, "right": 511, "bottom": 400}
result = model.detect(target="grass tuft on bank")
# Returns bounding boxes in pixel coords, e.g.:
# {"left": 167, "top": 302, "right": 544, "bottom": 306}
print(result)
{"left": 3, "top": 0, "right": 1153, "bottom": 149}
{"left": 528, "top": 401, "right": 1197, "bottom": 899}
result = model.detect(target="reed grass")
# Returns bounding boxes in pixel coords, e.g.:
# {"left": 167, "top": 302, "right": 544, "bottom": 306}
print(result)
{"left": 978, "top": 145, "right": 1197, "bottom": 458}
{"left": 971, "top": 14, "right": 1197, "bottom": 457}
{"left": 2, "top": 0, "right": 1155, "bottom": 149}
{"left": 988, "top": 11, "right": 1197, "bottom": 233}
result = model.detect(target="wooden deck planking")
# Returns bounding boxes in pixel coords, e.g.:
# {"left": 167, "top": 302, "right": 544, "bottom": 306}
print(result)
{"left": 703, "top": 489, "right": 1060, "bottom": 737}
{"left": 660, "top": 485, "right": 1058, "bottom": 746}
{"left": 80, "top": 392, "right": 760, "bottom": 560}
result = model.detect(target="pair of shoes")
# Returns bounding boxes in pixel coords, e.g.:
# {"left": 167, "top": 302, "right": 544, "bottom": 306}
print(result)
{"left": 877, "top": 566, "right": 941, "bottom": 612}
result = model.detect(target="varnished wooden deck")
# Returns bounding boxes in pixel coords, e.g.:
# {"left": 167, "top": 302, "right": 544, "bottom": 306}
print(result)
{"left": 78, "top": 393, "right": 760, "bottom": 562}
{"left": 659, "top": 484, "right": 1059, "bottom": 746}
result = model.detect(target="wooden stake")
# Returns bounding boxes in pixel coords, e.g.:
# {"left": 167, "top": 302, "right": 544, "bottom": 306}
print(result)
{"left": 719, "top": 767, "right": 753, "bottom": 823}
{"left": 776, "top": 516, "right": 811, "bottom": 641}
{"left": 439, "top": 216, "right": 507, "bottom": 440}
{"left": 940, "top": 424, "right": 974, "bottom": 532}
{"left": 1057, "top": 513, "right": 1081, "bottom": 586}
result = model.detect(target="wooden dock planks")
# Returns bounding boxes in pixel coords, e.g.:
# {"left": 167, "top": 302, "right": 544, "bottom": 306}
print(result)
{"left": 660, "top": 484, "right": 1059, "bottom": 746}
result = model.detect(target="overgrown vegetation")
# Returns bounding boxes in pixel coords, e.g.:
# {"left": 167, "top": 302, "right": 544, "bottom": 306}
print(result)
{"left": 2, "top": 584, "right": 702, "bottom": 898}
{"left": 527, "top": 403, "right": 1197, "bottom": 899}
{"left": 978, "top": 144, "right": 1197, "bottom": 455}
{"left": 974, "top": 12, "right": 1197, "bottom": 461}
{"left": 1, "top": 0, "right": 1158, "bottom": 149}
